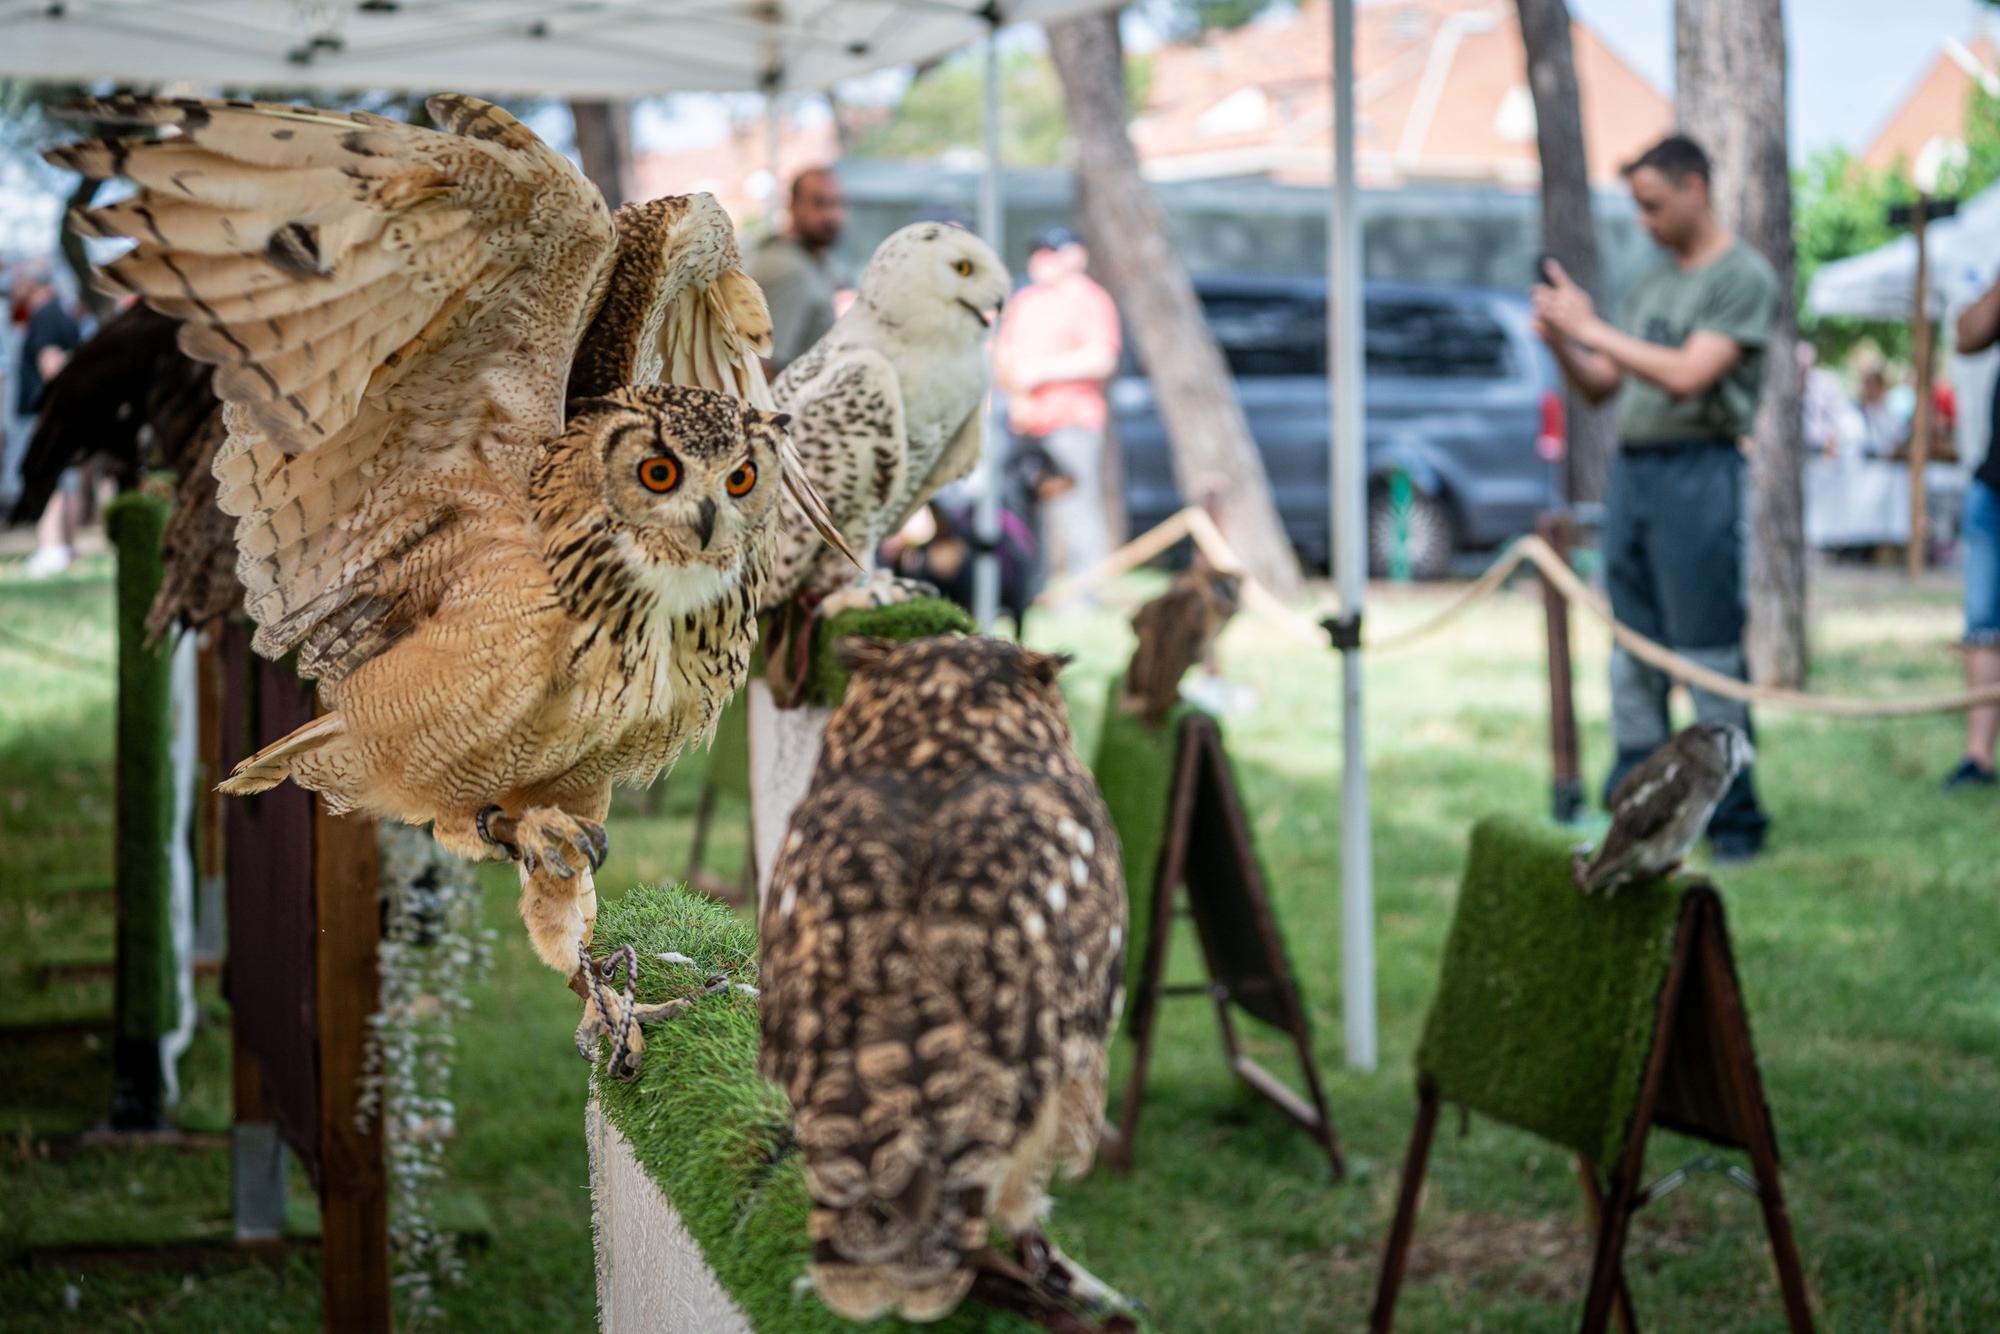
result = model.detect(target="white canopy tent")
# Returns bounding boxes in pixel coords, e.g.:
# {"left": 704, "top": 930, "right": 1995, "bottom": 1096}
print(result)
{"left": 1806, "top": 176, "right": 2000, "bottom": 323}
{"left": 1805, "top": 176, "right": 2000, "bottom": 472}
{"left": 2, "top": 0, "right": 1376, "bottom": 1071}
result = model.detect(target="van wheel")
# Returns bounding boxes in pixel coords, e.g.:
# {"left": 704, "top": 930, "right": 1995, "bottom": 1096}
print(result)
{"left": 1368, "top": 488, "right": 1454, "bottom": 580}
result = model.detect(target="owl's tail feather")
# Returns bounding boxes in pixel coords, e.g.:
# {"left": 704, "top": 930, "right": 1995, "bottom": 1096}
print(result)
{"left": 217, "top": 712, "right": 345, "bottom": 795}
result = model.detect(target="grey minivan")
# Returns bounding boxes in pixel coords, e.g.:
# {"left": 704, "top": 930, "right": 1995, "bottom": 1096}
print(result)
{"left": 1110, "top": 276, "right": 1565, "bottom": 577}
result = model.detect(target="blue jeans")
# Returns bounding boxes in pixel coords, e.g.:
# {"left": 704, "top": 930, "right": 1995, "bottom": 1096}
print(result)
{"left": 1965, "top": 479, "right": 2000, "bottom": 647}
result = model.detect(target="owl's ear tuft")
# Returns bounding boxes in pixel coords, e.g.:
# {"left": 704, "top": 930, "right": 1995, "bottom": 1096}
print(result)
{"left": 835, "top": 636, "right": 898, "bottom": 677}
{"left": 743, "top": 406, "right": 792, "bottom": 433}
{"left": 1021, "top": 648, "right": 1072, "bottom": 688}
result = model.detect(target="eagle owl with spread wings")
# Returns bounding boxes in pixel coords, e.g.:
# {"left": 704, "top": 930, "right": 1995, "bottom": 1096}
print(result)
{"left": 48, "top": 94, "right": 851, "bottom": 1069}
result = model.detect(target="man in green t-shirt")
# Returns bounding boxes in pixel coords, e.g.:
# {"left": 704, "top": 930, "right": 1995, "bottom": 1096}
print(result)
{"left": 1532, "top": 134, "right": 1773, "bottom": 861}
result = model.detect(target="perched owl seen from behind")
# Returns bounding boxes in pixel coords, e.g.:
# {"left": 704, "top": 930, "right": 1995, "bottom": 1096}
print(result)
{"left": 759, "top": 636, "right": 1129, "bottom": 1326}
{"left": 1120, "top": 565, "right": 1243, "bottom": 726}
{"left": 1574, "top": 721, "right": 1755, "bottom": 894}
{"left": 48, "top": 93, "right": 852, "bottom": 1072}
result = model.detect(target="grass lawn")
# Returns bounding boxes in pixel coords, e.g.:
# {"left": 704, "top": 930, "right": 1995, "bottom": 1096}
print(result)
{"left": 0, "top": 553, "right": 1995, "bottom": 1331}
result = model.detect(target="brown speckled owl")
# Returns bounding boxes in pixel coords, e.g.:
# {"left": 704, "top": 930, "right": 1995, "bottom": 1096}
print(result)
{"left": 47, "top": 93, "right": 852, "bottom": 1069}
{"left": 1574, "top": 722, "right": 1755, "bottom": 893}
{"left": 1119, "top": 566, "right": 1243, "bottom": 727}
{"left": 759, "top": 636, "right": 1128, "bottom": 1326}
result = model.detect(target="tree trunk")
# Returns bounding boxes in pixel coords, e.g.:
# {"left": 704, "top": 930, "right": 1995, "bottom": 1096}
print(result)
{"left": 1676, "top": 0, "right": 1807, "bottom": 687}
{"left": 1046, "top": 12, "right": 1304, "bottom": 594}
{"left": 1515, "top": 0, "right": 1614, "bottom": 504}
{"left": 569, "top": 100, "right": 634, "bottom": 209}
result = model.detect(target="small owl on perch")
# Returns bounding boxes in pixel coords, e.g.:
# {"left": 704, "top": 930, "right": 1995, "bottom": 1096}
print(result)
{"left": 759, "top": 636, "right": 1130, "bottom": 1328}
{"left": 47, "top": 93, "right": 852, "bottom": 1071}
{"left": 1574, "top": 722, "right": 1754, "bottom": 894}
{"left": 1119, "top": 565, "right": 1243, "bottom": 726}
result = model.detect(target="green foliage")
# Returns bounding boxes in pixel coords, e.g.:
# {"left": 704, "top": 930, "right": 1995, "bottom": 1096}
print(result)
{"left": 1415, "top": 817, "right": 1690, "bottom": 1168}
{"left": 1795, "top": 84, "right": 2000, "bottom": 365}
{"left": 851, "top": 48, "right": 1152, "bottom": 167}
{"left": 1145, "top": 0, "right": 1290, "bottom": 42}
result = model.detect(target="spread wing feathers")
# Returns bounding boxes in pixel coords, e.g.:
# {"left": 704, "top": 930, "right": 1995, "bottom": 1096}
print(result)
{"left": 47, "top": 93, "right": 619, "bottom": 682}
{"left": 148, "top": 410, "right": 240, "bottom": 641}
{"left": 569, "top": 193, "right": 772, "bottom": 401}
{"left": 766, "top": 350, "right": 907, "bottom": 603}
{"left": 564, "top": 195, "right": 854, "bottom": 568}
{"left": 7, "top": 304, "right": 216, "bottom": 525}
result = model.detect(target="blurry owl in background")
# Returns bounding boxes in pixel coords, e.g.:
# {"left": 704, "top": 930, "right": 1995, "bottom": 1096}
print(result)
{"left": 759, "top": 636, "right": 1130, "bottom": 1327}
{"left": 1119, "top": 565, "right": 1243, "bottom": 726}
{"left": 1574, "top": 721, "right": 1754, "bottom": 894}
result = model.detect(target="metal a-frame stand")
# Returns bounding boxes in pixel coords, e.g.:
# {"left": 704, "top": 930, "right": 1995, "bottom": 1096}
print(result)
{"left": 1370, "top": 888, "right": 1813, "bottom": 1332}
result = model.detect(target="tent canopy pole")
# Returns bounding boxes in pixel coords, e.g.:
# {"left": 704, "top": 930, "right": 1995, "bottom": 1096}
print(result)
{"left": 972, "top": 13, "right": 1006, "bottom": 629}
{"left": 1329, "top": 0, "right": 1377, "bottom": 1073}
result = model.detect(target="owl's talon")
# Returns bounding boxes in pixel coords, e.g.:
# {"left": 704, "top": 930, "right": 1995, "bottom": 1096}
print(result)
{"left": 579, "top": 821, "right": 609, "bottom": 871}
{"left": 478, "top": 805, "right": 521, "bottom": 859}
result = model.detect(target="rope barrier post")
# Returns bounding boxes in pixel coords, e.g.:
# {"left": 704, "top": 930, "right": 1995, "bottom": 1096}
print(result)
{"left": 1536, "top": 512, "right": 1585, "bottom": 824}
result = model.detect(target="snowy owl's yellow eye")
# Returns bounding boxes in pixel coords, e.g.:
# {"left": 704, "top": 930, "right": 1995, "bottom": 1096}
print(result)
{"left": 638, "top": 456, "right": 681, "bottom": 494}
{"left": 953, "top": 258, "right": 974, "bottom": 277}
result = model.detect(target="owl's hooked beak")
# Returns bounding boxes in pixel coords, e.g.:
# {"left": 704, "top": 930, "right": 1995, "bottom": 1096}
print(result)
{"left": 694, "top": 497, "right": 717, "bottom": 550}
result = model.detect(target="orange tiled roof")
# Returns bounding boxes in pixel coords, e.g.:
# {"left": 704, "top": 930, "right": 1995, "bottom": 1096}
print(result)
{"left": 1861, "top": 36, "right": 1997, "bottom": 182}
{"left": 1131, "top": 0, "right": 1669, "bottom": 187}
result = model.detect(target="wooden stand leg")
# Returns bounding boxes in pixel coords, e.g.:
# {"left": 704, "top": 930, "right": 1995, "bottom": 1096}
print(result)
{"left": 1536, "top": 512, "right": 1585, "bottom": 824}
{"left": 313, "top": 805, "right": 390, "bottom": 1334}
{"left": 1106, "top": 897, "right": 1172, "bottom": 1175}
{"left": 1369, "top": 1082, "right": 1440, "bottom": 1333}
{"left": 1698, "top": 910, "right": 1815, "bottom": 1332}
{"left": 1580, "top": 905, "right": 1699, "bottom": 1334}
{"left": 1574, "top": 1157, "right": 1638, "bottom": 1334}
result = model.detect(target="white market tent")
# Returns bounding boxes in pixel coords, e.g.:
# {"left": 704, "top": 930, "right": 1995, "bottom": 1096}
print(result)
{"left": 1, "top": 0, "right": 1377, "bottom": 1071}
{"left": 1806, "top": 176, "right": 2000, "bottom": 322}
{"left": 1805, "top": 176, "right": 2000, "bottom": 469}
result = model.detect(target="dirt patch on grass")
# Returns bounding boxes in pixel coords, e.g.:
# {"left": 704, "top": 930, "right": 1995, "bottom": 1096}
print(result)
{"left": 1328, "top": 1199, "right": 1702, "bottom": 1302}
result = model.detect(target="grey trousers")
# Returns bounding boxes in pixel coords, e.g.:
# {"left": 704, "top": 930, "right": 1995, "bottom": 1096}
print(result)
{"left": 1038, "top": 425, "right": 1111, "bottom": 581}
{"left": 1601, "top": 443, "right": 1768, "bottom": 846}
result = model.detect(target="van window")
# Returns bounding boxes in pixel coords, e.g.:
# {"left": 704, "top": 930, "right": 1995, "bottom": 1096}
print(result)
{"left": 1364, "top": 299, "right": 1513, "bottom": 378}
{"left": 1197, "top": 292, "right": 1327, "bottom": 378}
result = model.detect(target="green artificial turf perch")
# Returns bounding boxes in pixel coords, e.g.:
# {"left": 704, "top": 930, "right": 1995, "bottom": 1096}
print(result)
{"left": 1415, "top": 816, "right": 1691, "bottom": 1168}
{"left": 799, "top": 596, "right": 979, "bottom": 709}
{"left": 1088, "top": 683, "right": 1195, "bottom": 1035}
{"left": 107, "top": 492, "right": 181, "bottom": 1126}
{"left": 590, "top": 885, "right": 1140, "bottom": 1334}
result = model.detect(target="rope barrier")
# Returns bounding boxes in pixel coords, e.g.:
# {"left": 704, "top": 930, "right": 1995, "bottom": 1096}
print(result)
{"left": 1040, "top": 508, "right": 2000, "bottom": 719}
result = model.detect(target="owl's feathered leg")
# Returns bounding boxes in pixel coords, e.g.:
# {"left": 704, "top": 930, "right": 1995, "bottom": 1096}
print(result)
{"left": 966, "top": 1243, "right": 1138, "bottom": 1334}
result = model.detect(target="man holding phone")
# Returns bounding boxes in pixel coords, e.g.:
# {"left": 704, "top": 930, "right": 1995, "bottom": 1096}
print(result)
{"left": 1532, "top": 133, "right": 1776, "bottom": 861}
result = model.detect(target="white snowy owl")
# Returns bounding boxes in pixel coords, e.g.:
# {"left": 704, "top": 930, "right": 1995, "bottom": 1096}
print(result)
{"left": 761, "top": 223, "right": 1010, "bottom": 626}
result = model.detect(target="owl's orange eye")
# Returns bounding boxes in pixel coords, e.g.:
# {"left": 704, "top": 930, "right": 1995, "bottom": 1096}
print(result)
{"left": 637, "top": 456, "right": 680, "bottom": 494}
{"left": 726, "top": 462, "right": 757, "bottom": 497}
